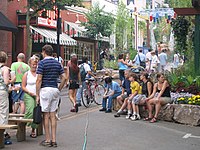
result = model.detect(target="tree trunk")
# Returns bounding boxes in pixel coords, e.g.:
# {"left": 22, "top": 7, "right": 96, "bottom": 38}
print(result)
{"left": 26, "top": 0, "right": 32, "bottom": 62}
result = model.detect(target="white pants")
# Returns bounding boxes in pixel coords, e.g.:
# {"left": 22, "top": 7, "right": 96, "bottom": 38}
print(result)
{"left": 0, "top": 90, "right": 9, "bottom": 124}
{"left": 40, "top": 87, "right": 60, "bottom": 112}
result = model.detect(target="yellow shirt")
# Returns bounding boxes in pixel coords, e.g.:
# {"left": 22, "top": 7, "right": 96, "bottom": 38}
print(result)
{"left": 130, "top": 81, "right": 142, "bottom": 94}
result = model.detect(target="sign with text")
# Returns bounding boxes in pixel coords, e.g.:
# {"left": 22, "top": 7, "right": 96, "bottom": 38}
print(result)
{"left": 37, "top": 17, "right": 57, "bottom": 29}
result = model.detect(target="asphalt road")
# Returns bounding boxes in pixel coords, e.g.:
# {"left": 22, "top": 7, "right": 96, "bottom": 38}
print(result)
{"left": 6, "top": 87, "right": 200, "bottom": 150}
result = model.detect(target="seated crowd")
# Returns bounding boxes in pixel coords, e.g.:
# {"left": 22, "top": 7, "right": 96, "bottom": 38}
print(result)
{"left": 99, "top": 70, "right": 172, "bottom": 123}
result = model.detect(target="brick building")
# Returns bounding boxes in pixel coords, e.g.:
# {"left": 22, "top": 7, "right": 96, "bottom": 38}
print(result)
{"left": 0, "top": 0, "right": 100, "bottom": 67}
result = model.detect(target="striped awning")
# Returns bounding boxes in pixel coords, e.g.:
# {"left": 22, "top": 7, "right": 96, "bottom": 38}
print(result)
{"left": 30, "top": 26, "right": 77, "bottom": 46}
{"left": 64, "top": 21, "right": 87, "bottom": 37}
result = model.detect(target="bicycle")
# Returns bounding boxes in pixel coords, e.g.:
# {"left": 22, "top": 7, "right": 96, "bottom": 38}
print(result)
{"left": 81, "top": 77, "right": 105, "bottom": 108}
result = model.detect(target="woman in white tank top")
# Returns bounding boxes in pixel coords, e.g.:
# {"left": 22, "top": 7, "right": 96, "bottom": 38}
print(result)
{"left": 22, "top": 56, "right": 38, "bottom": 138}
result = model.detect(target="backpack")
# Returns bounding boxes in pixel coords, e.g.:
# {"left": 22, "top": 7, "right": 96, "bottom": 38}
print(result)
{"left": 80, "top": 64, "right": 87, "bottom": 81}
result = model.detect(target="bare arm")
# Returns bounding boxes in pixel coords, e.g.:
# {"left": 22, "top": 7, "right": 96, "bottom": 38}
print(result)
{"left": 36, "top": 74, "right": 42, "bottom": 104}
{"left": 2, "top": 67, "right": 10, "bottom": 85}
{"left": 128, "top": 91, "right": 138, "bottom": 100}
{"left": 146, "top": 83, "right": 157, "bottom": 100}
{"left": 103, "top": 87, "right": 109, "bottom": 97}
{"left": 106, "top": 90, "right": 115, "bottom": 97}
{"left": 88, "top": 71, "right": 96, "bottom": 78}
{"left": 147, "top": 82, "right": 153, "bottom": 97}
{"left": 156, "top": 80, "right": 169, "bottom": 99}
{"left": 58, "top": 73, "right": 66, "bottom": 91}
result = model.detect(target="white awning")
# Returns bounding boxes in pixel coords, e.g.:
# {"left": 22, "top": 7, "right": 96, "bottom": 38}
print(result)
{"left": 64, "top": 21, "right": 87, "bottom": 37}
{"left": 30, "top": 26, "right": 77, "bottom": 46}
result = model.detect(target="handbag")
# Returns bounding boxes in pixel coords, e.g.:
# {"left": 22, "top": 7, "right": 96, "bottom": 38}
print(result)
{"left": 138, "top": 54, "right": 146, "bottom": 68}
{"left": 33, "top": 104, "right": 42, "bottom": 124}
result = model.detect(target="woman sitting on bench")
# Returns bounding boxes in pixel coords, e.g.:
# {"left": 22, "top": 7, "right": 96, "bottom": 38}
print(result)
{"left": 144, "top": 73, "right": 171, "bottom": 123}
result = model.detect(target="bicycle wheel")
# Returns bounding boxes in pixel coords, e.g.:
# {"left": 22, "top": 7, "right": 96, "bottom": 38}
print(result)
{"left": 92, "top": 84, "right": 105, "bottom": 105}
{"left": 81, "top": 88, "right": 92, "bottom": 108}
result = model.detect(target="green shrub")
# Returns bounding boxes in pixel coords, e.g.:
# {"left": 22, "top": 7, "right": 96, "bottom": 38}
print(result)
{"left": 104, "top": 59, "right": 118, "bottom": 70}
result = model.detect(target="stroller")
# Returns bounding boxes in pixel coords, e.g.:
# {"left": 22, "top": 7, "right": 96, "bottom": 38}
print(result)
{"left": 130, "top": 66, "right": 145, "bottom": 74}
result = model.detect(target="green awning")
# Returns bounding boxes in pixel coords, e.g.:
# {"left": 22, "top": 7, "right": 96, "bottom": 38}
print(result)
{"left": 0, "top": 12, "right": 18, "bottom": 32}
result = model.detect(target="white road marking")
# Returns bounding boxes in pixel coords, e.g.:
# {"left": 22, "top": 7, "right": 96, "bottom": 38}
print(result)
{"left": 183, "top": 133, "right": 200, "bottom": 139}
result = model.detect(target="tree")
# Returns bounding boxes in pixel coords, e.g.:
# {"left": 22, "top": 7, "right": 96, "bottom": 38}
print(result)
{"left": 153, "top": 17, "right": 171, "bottom": 43}
{"left": 83, "top": 3, "right": 114, "bottom": 39}
{"left": 168, "top": 0, "right": 192, "bottom": 8}
{"left": 9, "top": 0, "right": 83, "bottom": 60}
{"left": 115, "top": 1, "right": 131, "bottom": 54}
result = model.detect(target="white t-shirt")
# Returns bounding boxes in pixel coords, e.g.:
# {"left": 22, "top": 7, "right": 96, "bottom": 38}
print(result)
{"left": 159, "top": 52, "right": 167, "bottom": 66}
{"left": 146, "top": 52, "right": 152, "bottom": 61}
{"left": 79, "top": 63, "right": 91, "bottom": 78}
{"left": 174, "top": 54, "right": 179, "bottom": 63}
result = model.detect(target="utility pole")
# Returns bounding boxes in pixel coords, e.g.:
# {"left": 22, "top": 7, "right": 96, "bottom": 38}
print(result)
{"left": 56, "top": 2, "right": 61, "bottom": 62}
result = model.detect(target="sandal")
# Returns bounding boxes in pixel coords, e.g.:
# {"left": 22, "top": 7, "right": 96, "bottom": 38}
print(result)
{"left": 30, "top": 133, "right": 37, "bottom": 138}
{"left": 143, "top": 117, "right": 152, "bottom": 121}
{"left": 150, "top": 117, "right": 157, "bottom": 123}
{"left": 40, "top": 140, "right": 52, "bottom": 147}
{"left": 70, "top": 108, "right": 76, "bottom": 112}
{"left": 51, "top": 142, "right": 58, "bottom": 147}
{"left": 75, "top": 104, "right": 78, "bottom": 113}
{"left": 4, "top": 133, "right": 11, "bottom": 139}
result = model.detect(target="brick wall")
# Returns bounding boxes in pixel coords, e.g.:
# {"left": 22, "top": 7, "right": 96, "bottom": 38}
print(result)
{"left": 0, "top": 0, "right": 27, "bottom": 66}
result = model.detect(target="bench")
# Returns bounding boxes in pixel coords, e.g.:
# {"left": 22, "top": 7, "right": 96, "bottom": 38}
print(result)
{"left": 8, "top": 118, "right": 33, "bottom": 142}
{"left": 0, "top": 125, "right": 18, "bottom": 148}
{"left": 9, "top": 114, "right": 25, "bottom": 118}
{"left": 9, "top": 114, "right": 43, "bottom": 136}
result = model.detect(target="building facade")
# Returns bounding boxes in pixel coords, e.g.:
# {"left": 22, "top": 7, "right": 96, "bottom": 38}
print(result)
{"left": 0, "top": 0, "right": 101, "bottom": 67}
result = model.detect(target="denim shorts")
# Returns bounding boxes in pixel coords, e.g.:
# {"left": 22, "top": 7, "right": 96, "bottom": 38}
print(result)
{"left": 12, "top": 87, "right": 24, "bottom": 103}
{"left": 12, "top": 83, "right": 24, "bottom": 103}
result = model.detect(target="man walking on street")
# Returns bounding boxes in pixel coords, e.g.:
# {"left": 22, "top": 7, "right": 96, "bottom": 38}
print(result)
{"left": 76, "top": 56, "right": 96, "bottom": 106}
{"left": 158, "top": 49, "right": 168, "bottom": 72}
{"left": 36, "top": 45, "right": 66, "bottom": 147}
{"left": 11, "top": 53, "right": 30, "bottom": 114}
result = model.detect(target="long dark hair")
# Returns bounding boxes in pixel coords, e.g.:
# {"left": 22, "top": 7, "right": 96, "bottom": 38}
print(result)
{"left": 70, "top": 57, "right": 79, "bottom": 73}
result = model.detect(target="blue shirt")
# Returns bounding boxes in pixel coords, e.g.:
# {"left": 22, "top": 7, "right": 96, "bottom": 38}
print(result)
{"left": 105, "top": 81, "right": 122, "bottom": 94}
{"left": 36, "top": 57, "right": 64, "bottom": 88}
{"left": 134, "top": 53, "right": 146, "bottom": 66}
{"left": 122, "top": 79, "right": 131, "bottom": 96}
{"left": 118, "top": 62, "right": 128, "bottom": 70}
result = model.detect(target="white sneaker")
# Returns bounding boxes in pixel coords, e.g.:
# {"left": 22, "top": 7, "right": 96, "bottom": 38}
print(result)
{"left": 137, "top": 114, "right": 141, "bottom": 120}
{"left": 56, "top": 113, "right": 60, "bottom": 121}
{"left": 126, "top": 114, "right": 132, "bottom": 119}
{"left": 130, "top": 115, "right": 137, "bottom": 121}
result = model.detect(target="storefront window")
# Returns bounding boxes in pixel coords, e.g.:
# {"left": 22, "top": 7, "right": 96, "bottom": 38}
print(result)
{"left": 64, "top": 41, "right": 94, "bottom": 66}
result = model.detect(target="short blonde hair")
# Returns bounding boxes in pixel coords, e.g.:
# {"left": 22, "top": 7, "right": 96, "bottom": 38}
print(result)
{"left": 0, "top": 51, "right": 8, "bottom": 63}
{"left": 28, "top": 55, "right": 38, "bottom": 65}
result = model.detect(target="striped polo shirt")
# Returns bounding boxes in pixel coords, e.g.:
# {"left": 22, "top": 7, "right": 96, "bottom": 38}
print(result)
{"left": 36, "top": 57, "right": 64, "bottom": 88}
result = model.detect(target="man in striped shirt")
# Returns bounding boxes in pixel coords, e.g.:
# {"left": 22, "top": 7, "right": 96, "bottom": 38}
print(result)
{"left": 36, "top": 45, "right": 66, "bottom": 147}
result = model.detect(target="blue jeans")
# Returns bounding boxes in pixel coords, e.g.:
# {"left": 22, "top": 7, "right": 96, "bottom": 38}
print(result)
{"left": 102, "top": 92, "right": 121, "bottom": 110}
{"left": 76, "top": 81, "right": 86, "bottom": 104}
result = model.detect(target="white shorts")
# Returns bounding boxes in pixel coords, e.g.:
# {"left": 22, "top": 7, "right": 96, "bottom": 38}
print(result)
{"left": 40, "top": 87, "right": 60, "bottom": 112}
{"left": 132, "top": 94, "right": 146, "bottom": 105}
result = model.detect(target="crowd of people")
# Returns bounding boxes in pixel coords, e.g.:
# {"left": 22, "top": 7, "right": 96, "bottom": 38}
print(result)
{"left": 0, "top": 44, "right": 181, "bottom": 147}
{"left": 0, "top": 44, "right": 100, "bottom": 147}
{"left": 0, "top": 45, "right": 66, "bottom": 147}
{"left": 99, "top": 70, "right": 172, "bottom": 123}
